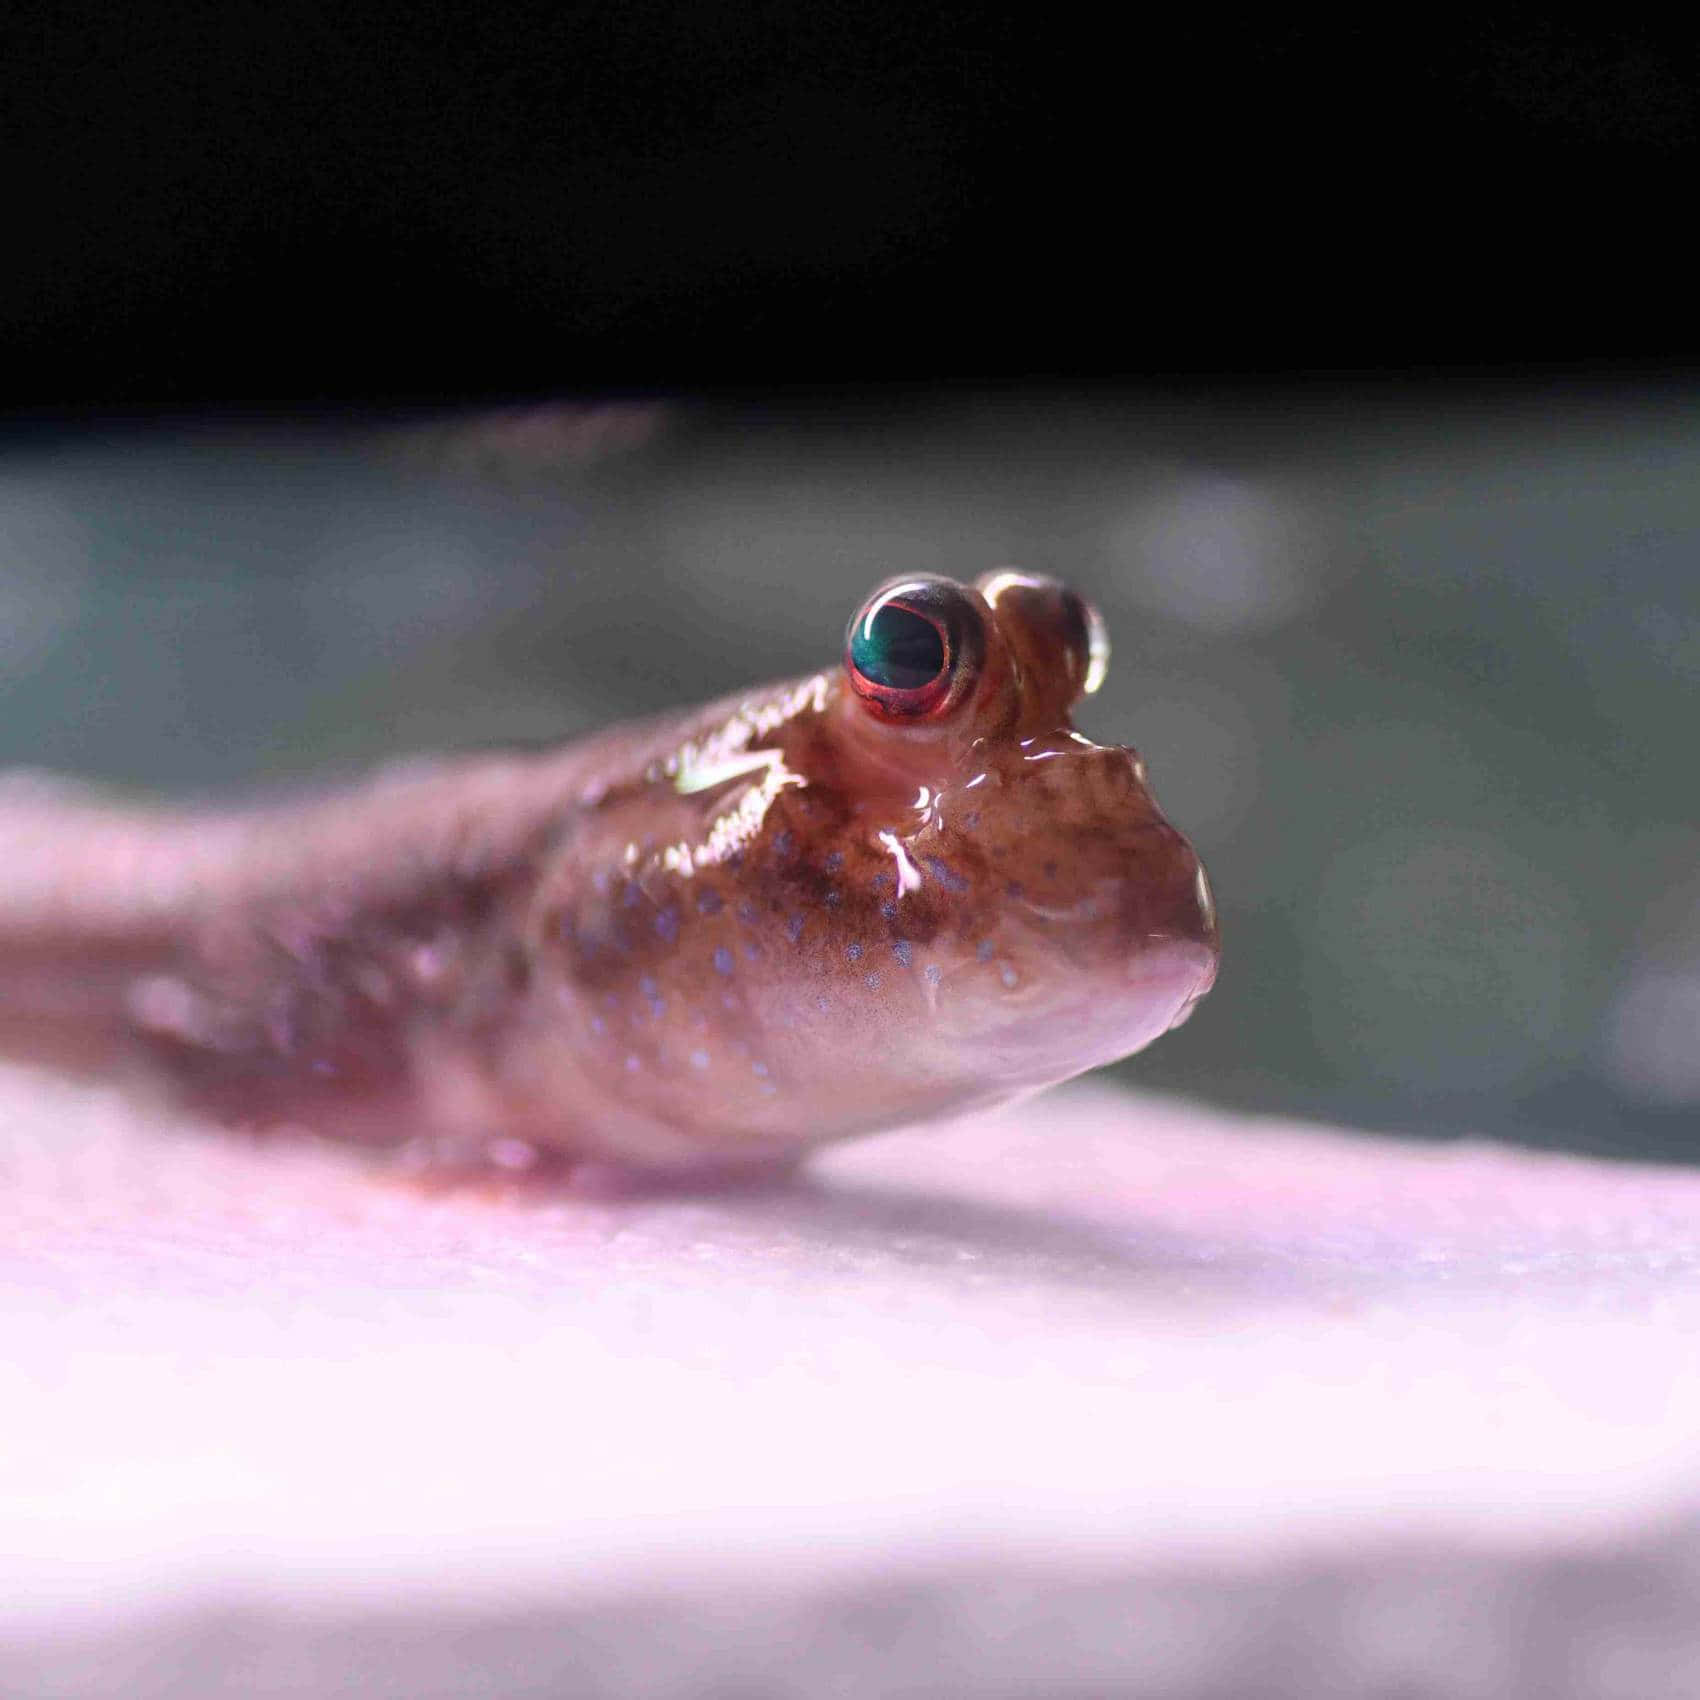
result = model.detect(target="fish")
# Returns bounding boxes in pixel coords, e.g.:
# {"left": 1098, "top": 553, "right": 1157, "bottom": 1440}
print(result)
{"left": 0, "top": 570, "right": 1218, "bottom": 1170}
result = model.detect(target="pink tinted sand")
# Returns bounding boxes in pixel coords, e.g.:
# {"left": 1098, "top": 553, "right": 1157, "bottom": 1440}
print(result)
{"left": 6, "top": 1067, "right": 1700, "bottom": 1697}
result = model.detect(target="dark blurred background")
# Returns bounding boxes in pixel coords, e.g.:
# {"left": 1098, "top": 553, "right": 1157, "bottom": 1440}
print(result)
{"left": 4, "top": 10, "right": 1697, "bottom": 403}
{"left": 1, "top": 11, "right": 1696, "bottom": 1159}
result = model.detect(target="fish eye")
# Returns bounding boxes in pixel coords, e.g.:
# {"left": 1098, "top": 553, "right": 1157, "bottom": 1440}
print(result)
{"left": 977, "top": 570, "right": 1110, "bottom": 700}
{"left": 844, "top": 576, "right": 985, "bottom": 721}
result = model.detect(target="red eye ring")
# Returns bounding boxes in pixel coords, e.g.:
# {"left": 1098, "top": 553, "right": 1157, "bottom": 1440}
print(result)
{"left": 844, "top": 577, "right": 984, "bottom": 721}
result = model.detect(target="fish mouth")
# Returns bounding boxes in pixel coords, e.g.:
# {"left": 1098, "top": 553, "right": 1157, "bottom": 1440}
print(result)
{"left": 1103, "top": 933, "right": 1219, "bottom": 1051}
{"left": 931, "top": 933, "right": 1218, "bottom": 1084}
{"left": 1135, "top": 934, "right": 1219, "bottom": 1026}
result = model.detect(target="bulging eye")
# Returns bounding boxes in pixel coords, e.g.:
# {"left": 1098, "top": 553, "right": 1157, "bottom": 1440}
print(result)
{"left": 853, "top": 602, "right": 942, "bottom": 689}
{"left": 845, "top": 576, "right": 985, "bottom": 720}
{"left": 976, "top": 569, "right": 1109, "bottom": 701}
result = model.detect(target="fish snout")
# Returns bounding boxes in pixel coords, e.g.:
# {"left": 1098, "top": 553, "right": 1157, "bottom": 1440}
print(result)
{"left": 1112, "top": 809, "right": 1218, "bottom": 1004}
{"left": 1086, "top": 746, "right": 1219, "bottom": 1026}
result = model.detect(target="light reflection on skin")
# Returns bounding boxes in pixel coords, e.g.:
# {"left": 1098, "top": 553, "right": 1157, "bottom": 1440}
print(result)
{"left": 878, "top": 831, "right": 923, "bottom": 896}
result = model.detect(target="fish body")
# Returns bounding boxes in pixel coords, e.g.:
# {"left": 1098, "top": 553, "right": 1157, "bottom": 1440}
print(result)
{"left": 0, "top": 572, "right": 1218, "bottom": 1168}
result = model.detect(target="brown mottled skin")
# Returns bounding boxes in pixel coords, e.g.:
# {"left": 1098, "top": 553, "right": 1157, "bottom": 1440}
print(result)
{"left": 0, "top": 573, "right": 1217, "bottom": 1169}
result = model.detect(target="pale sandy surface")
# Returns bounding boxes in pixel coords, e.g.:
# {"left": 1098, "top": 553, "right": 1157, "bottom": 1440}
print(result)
{"left": 6, "top": 1066, "right": 1700, "bottom": 1697}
